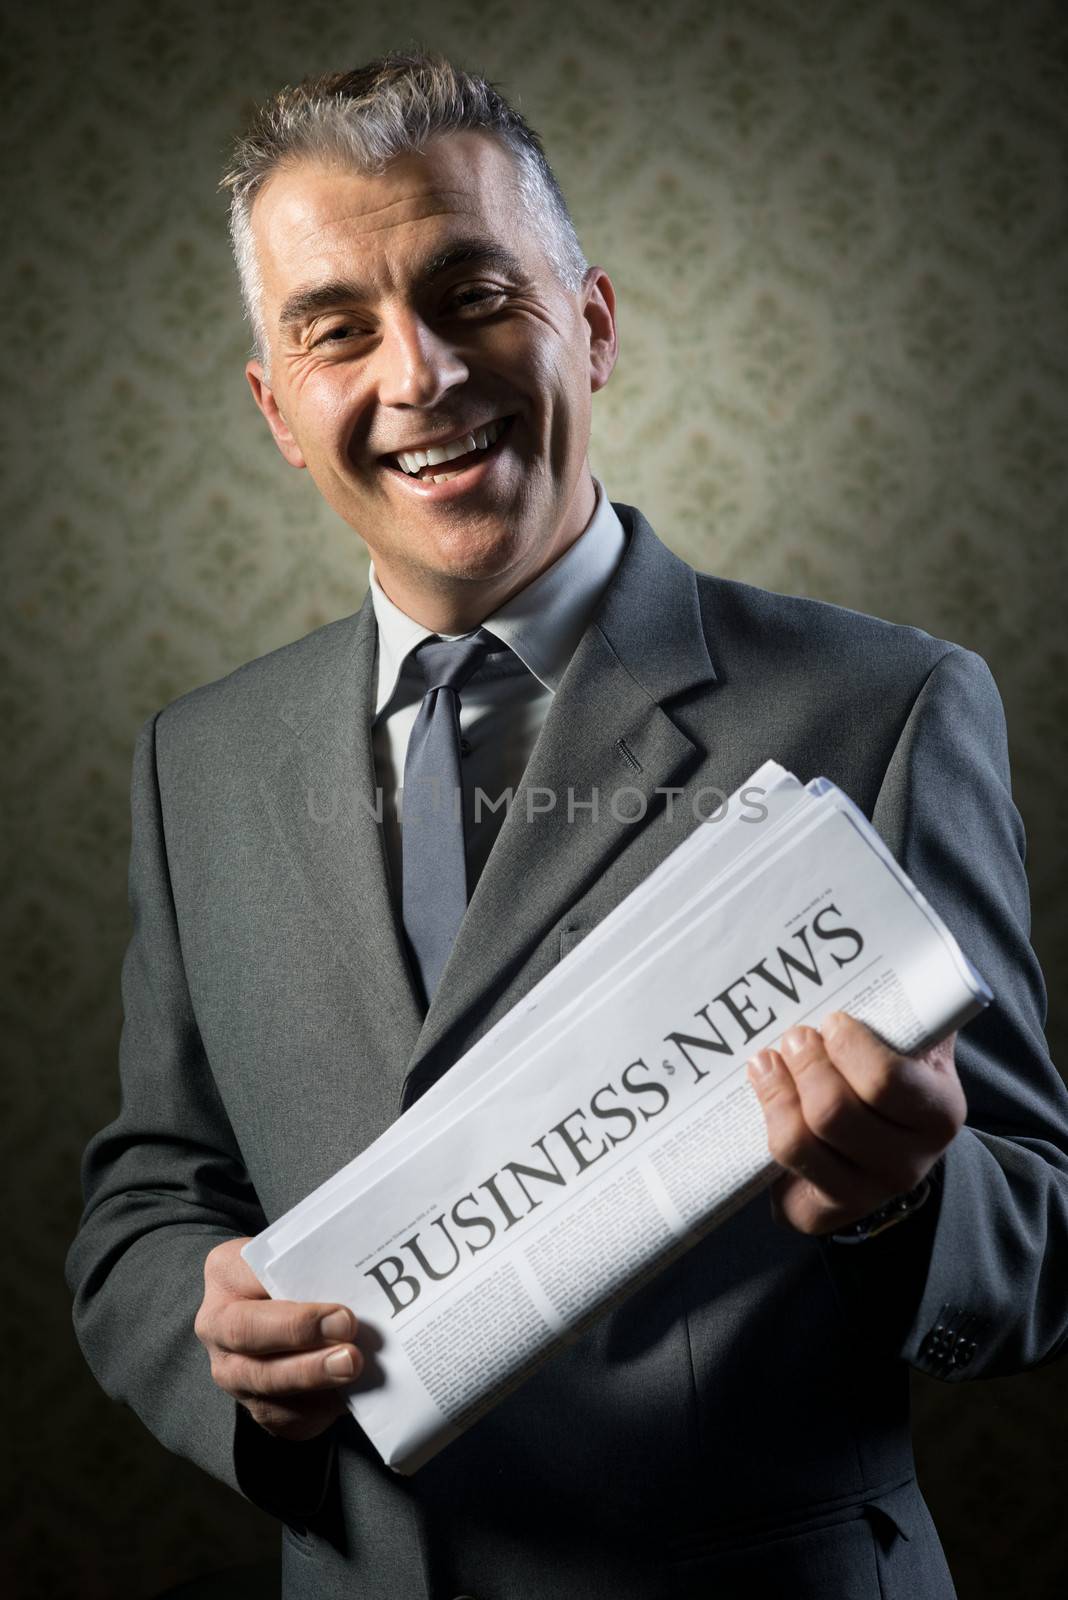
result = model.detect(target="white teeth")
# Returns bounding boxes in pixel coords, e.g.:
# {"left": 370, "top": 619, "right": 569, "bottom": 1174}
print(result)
{"left": 425, "top": 433, "right": 475, "bottom": 467}
{"left": 394, "top": 416, "right": 507, "bottom": 475}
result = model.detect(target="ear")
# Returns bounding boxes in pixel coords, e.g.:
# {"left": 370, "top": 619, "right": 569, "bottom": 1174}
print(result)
{"left": 245, "top": 360, "right": 306, "bottom": 469}
{"left": 581, "top": 267, "right": 618, "bottom": 393}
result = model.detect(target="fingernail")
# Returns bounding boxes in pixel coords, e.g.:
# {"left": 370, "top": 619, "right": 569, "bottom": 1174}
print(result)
{"left": 320, "top": 1310, "right": 350, "bottom": 1341}
{"left": 325, "top": 1348, "right": 354, "bottom": 1378}
{"left": 821, "top": 1011, "right": 846, "bottom": 1041}
{"left": 781, "top": 1027, "right": 807, "bottom": 1060}
{"left": 747, "top": 1051, "right": 775, "bottom": 1082}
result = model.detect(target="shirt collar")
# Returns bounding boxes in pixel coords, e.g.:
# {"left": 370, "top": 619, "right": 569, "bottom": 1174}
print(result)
{"left": 369, "top": 476, "right": 626, "bottom": 715}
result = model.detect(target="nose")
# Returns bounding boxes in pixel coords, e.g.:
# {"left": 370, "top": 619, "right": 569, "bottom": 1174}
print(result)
{"left": 375, "top": 312, "right": 469, "bottom": 409}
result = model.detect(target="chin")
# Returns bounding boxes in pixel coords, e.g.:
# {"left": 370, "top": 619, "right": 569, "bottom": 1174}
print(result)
{"left": 422, "top": 525, "right": 529, "bottom": 585}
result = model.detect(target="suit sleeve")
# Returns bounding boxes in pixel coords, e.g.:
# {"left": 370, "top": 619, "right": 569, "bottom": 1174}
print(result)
{"left": 822, "top": 646, "right": 1068, "bottom": 1378}
{"left": 65, "top": 712, "right": 334, "bottom": 1524}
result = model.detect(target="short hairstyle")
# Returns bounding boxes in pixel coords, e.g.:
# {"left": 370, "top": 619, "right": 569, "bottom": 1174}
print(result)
{"left": 220, "top": 50, "right": 589, "bottom": 368}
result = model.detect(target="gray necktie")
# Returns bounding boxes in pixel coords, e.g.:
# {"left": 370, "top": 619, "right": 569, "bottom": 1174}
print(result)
{"left": 401, "top": 628, "right": 503, "bottom": 1003}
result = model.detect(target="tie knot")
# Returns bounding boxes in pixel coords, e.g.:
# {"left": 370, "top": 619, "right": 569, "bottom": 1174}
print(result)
{"left": 413, "top": 628, "right": 503, "bottom": 695}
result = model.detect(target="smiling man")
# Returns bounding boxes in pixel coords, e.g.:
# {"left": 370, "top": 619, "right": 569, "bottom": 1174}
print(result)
{"left": 68, "top": 52, "right": 1068, "bottom": 1600}
{"left": 244, "top": 133, "right": 616, "bottom": 630}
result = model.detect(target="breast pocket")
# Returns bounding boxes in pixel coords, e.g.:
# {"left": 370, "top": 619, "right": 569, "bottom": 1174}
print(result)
{"left": 559, "top": 925, "right": 588, "bottom": 960}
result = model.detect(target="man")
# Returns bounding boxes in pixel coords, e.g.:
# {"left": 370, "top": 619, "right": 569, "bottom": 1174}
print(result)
{"left": 67, "top": 52, "right": 1068, "bottom": 1600}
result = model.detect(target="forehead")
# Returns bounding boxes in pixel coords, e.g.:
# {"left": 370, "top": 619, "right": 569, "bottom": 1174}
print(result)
{"left": 250, "top": 133, "right": 528, "bottom": 298}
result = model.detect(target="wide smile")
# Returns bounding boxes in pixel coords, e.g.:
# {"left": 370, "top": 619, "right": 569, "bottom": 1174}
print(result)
{"left": 379, "top": 415, "right": 517, "bottom": 501}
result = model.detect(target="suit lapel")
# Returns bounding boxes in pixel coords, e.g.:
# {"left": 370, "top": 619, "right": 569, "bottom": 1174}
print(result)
{"left": 257, "top": 507, "right": 720, "bottom": 1117}
{"left": 403, "top": 506, "right": 718, "bottom": 1097}
{"left": 259, "top": 596, "right": 426, "bottom": 1082}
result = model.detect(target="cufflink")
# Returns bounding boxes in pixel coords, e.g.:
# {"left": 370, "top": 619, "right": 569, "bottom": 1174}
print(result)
{"left": 831, "top": 1177, "right": 931, "bottom": 1244}
{"left": 918, "top": 1304, "right": 981, "bottom": 1376}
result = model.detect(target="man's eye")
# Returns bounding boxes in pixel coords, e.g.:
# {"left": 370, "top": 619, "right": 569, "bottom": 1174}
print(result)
{"left": 447, "top": 287, "right": 504, "bottom": 313}
{"left": 312, "top": 324, "right": 359, "bottom": 347}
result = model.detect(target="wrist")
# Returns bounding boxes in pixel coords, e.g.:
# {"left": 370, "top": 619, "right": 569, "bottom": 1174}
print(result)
{"left": 831, "top": 1177, "right": 932, "bottom": 1244}
{"left": 234, "top": 1403, "right": 337, "bottom": 1527}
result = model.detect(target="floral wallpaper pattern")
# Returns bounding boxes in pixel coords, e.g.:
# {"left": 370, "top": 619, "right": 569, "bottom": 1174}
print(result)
{"left": 4, "top": 1, "right": 1066, "bottom": 1595}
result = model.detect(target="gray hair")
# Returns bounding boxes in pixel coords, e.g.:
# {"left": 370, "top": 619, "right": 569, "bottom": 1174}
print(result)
{"left": 220, "top": 51, "right": 589, "bottom": 369}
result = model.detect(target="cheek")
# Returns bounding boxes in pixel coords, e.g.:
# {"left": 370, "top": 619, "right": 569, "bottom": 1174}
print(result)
{"left": 292, "top": 371, "right": 364, "bottom": 454}
{"left": 545, "top": 355, "right": 591, "bottom": 439}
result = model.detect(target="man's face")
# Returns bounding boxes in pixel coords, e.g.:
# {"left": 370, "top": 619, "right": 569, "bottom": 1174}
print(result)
{"left": 245, "top": 133, "right": 617, "bottom": 614}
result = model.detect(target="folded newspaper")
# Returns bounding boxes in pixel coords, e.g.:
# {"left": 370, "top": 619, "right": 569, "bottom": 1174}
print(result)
{"left": 244, "top": 761, "right": 991, "bottom": 1474}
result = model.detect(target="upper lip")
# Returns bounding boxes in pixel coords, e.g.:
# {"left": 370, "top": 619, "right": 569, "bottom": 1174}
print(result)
{"left": 377, "top": 415, "right": 511, "bottom": 461}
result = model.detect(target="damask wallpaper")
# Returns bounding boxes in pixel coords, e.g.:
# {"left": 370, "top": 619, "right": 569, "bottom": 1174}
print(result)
{"left": 4, "top": 0, "right": 1066, "bottom": 1595}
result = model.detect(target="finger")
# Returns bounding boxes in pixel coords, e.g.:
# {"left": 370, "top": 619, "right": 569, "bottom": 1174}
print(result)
{"left": 819, "top": 1012, "right": 966, "bottom": 1139}
{"left": 216, "top": 1340, "right": 364, "bottom": 1401}
{"left": 747, "top": 1048, "right": 886, "bottom": 1214}
{"left": 769, "top": 1170, "right": 866, "bottom": 1236}
{"left": 213, "top": 1297, "right": 358, "bottom": 1356}
{"left": 205, "top": 1238, "right": 269, "bottom": 1299}
{"left": 245, "top": 1393, "right": 348, "bottom": 1442}
{"left": 917, "top": 1029, "right": 958, "bottom": 1075}
{"left": 777, "top": 1025, "right": 931, "bottom": 1192}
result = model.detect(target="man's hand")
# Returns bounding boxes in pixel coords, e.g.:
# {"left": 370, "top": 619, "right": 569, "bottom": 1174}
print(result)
{"left": 746, "top": 1011, "right": 966, "bottom": 1235}
{"left": 195, "top": 1238, "right": 363, "bottom": 1441}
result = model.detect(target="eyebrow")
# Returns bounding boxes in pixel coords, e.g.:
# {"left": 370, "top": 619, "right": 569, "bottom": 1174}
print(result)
{"left": 276, "top": 239, "right": 528, "bottom": 332}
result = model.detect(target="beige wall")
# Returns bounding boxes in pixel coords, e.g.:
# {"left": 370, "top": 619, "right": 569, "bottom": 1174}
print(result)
{"left": 6, "top": 1, "right": 1067, "bottom": 1594}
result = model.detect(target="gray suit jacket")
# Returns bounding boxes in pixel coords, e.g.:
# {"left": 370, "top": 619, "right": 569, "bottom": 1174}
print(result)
{"left": 68, "top": 505, "right": 1068, "bottom": 1599}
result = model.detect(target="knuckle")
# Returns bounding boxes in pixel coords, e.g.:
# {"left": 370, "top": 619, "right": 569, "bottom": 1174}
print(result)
{"left": 267, "top": 1304, "right": 316, "bottom": 1351}
{"left": 222, "top": 1302, "right": 252, "bottom": 1352}
{"left": 208, "top": 1351, "right": 232, "bottom": 1392}
{"left": 789, "top": 1045, "right": 820, "bottom": 1077}
{"left": 761, "top": 1089, "right": 796, "bottom": 1131}
{"left": 253, "top": 1361, "right": 285, "bottom": 1397}
{"left": 203, "top": 1239, "right": 229, "bottom": 1283}
{"left": 865, "top": 1065, "right": 896, "bottom": 1107}
{"left": 288, "top": 1306, "right": 321, "bottom": 1347}
{"left": 807, "top": 1094, "right": 849, "bottom": 1143}
{"left": 768, "top": 1124, "right": 806, "bottom": 1169}
{"left": 235, "top": 1299, "right": 273, "bottom": 1353}
{"left": 239, "top": 1356, "right": 282, "bottom": 1400}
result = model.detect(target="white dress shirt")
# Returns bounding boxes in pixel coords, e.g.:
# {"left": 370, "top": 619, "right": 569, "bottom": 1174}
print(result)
{"left": 370, "top": 477, "right": 626, "bottom": 902}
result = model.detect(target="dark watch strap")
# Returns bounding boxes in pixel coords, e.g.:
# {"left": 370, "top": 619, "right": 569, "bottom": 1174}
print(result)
{"left": 831, "top": 1177, "right": 932, "bottom": 1244}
